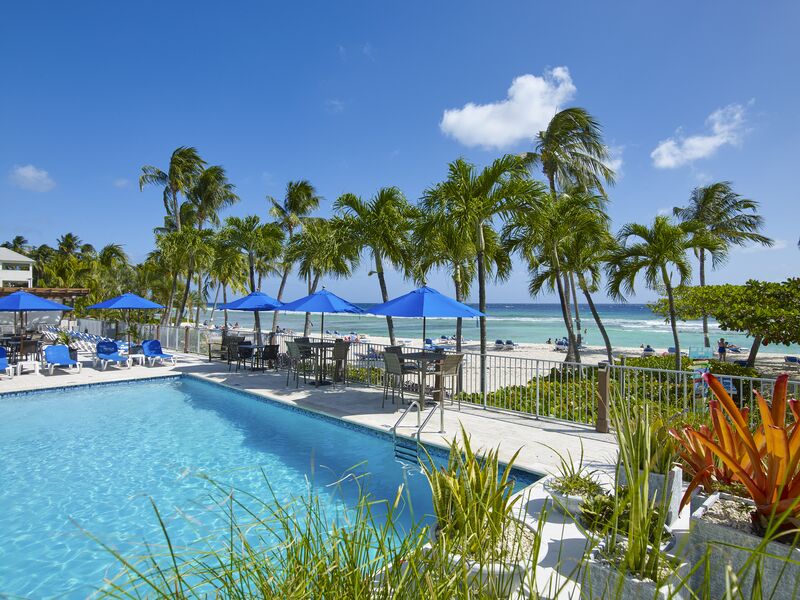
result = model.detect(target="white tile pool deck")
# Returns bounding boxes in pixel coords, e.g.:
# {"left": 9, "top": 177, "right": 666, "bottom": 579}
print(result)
{"left": 1, "top": 353, "right": 694, "bottom": 598}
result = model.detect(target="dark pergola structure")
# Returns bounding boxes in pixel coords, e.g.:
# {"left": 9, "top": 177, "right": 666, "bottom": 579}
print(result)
{"left": 0, "top": 287, "right": 89, "bottom": 301}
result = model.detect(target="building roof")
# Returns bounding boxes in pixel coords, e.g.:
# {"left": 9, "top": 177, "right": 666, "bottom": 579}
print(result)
{"left": 0, "top": 247, "right": 34, "bottom": 263}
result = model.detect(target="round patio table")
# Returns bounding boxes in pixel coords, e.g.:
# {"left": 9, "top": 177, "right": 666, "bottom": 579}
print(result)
{"left": 309, "top": 341, "right": 335, "bottom": 386}
{"left": 402, "top": 351, "right": 445, "bottom": 409}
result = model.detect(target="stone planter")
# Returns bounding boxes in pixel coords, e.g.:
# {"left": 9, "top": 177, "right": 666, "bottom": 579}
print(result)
{"left": 583, "top": 544, "right": 689, "bottom": 600}
{"left": 618, "top": 466, "right": 683, "bottom": 525}
{"left": 542, "top": 476, "right": 586, "bottom": 517}
{"left": 688, "top": 492, "right": 800, "bottom": 599}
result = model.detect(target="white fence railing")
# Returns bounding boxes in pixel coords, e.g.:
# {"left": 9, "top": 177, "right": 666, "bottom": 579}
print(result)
{"left": 65, "top": 319, "right": 800, "bottom": 428}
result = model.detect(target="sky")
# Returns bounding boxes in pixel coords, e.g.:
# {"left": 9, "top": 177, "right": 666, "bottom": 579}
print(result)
{"left": 1, "top": 1, "right": 798, "bottom": 303}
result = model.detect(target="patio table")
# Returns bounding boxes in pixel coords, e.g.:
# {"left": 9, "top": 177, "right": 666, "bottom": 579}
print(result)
{"left": 309, "top": 341, "right": 335, "bottom": 386}
{"left": 403, "top": 351, "right": 445, "bottom": 409}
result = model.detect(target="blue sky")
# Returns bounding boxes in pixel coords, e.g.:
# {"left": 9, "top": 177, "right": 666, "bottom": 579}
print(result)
{"left": 2, "top": 1, "right": 797, "bottom": 302}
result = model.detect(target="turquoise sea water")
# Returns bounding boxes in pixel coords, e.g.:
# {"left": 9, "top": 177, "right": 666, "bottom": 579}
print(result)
{"left": 203, "top": 303, "right": 800, "bottom": 354}
{"left": 0, "top": 377, "right": 537, "bottom": 598}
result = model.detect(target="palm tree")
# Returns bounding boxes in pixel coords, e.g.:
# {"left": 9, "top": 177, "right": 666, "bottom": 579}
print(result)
{"left": 422, "top": 156, "right": 532, "bottom": 394}
{"left": 607, "top": 216, "right": 723, "bottom": 370}
{"left": 208, "top": 234, "right": 248, "bottom": 329}
{"left": 503, "top": 189, "right": 586, "bottom": 362}
{"left": 413, "top": 213, "right": 509, "bottom": 354}
{"left": 172, "top": 227, "right": 215, "bottom": 325}
{"left": 174, "top": 165, "right": 239, "bottom": 325}
{"left": 268, "top": 180, "right": 321, "bottom": 331}
{"left": 56, "top": 233, "right": 84, "bottom": 257}
{"left": 1, "top": 236, "right": 29, "bottom": 253}
{"left": 286, "top": 218, "right": 360, "bottom": 335}
{"left": 560, "top": 193, "right": 617, "bottom": 362}
{"left": 151, "top": 231, "right": 186, "bottom": 325}
{"left": 523, "top": 107, "right": 616, "bottom": 352}
{"left": 334, "top": 187, "right": 414, "bottom": 345}
{"left": 221, "top": 216, "right": 284, "bottom": 339}
{"left": 139, "top": 146, "right": 206, "bottom": 232}
{"left": 673, "top": 182, "right": 772, "bottom": 347}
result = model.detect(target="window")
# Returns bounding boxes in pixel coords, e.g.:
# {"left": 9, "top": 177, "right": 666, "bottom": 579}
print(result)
{"left": 2, "top": 263, "right": 32, "bottom": 271}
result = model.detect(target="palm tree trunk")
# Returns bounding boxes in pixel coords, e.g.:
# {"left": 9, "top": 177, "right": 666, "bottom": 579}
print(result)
{"left": 746, "top": 334, "right": 762, "bottom": 368}
{"left": 303, "top": 273, "right": 321, "bottom": 336}
{"left": 271, "top": 264, "right": 291, "bottom": 332}
{"left": 580, "top": 280, "right": 612, "bottom": 362}
{"left": 555, "top": 268, "right": 580, "bottom": 363}
{"left": 209, "top": 284, "right": 220, "bottom": 324}
{"left": 194, "top": 272, "right": 203, "bottom": 326}
{"left": 248, "top": 253, "right": 261, "bottom": 342}
{"left": 223, "top": 285, "right": 229, "bottom": 329}
{"left": 699, "top": 249, "right": 710, "bottom": 348}
{"left": 175, "top": 267, "right": 193, "bottom": 326}
{"left": 476, "top": 224, "right": 487, "bottom": 397}
{"left": 454, "top": 275, "right": 464, "bottom": 395}
{"left": 663, "top": 268, "right": 681, "bottom": 371}
{"left": 375, "top": 254, "right": 395, "bottom": 345}
{"left": 570, "top": 273, "right": 582, "bottom": 345}
{"left": 162, "top": 271, "right": 178, "bottom": 325}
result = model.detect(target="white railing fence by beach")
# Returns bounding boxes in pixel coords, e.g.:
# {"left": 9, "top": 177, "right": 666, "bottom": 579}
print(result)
{"left": 62, "top": 318, "right": 800, "bottom": 430}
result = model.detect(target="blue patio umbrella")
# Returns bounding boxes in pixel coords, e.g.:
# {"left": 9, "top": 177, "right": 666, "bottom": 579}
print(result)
{"left": 219, "top": 291, "right": 283, "bottom": 344}
{"left": 279, "top": 289, "right": 364, "bottom": 338}
{"left": 367, "top": 285, "right": 483, "bottom": 346}
{"left": 87, "top": 293, "right": 164, "bottom": 346}
{"left": 0, "top": 289, "right": 73, "bottom": 338}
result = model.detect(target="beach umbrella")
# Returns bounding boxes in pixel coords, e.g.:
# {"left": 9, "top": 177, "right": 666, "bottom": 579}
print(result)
{"left": 279, "top": 288, "right": 364, "bottom": 338}
{"left": 0, "top": 289, "right": 74, "bottom": 340}
{"left": 87, "top": 293, "right": 164, "bottom": 348}
{"left": 367, "top": 285, "right": 483, "bottom": 346}
{"left": 218, "top": 291, "right": 283, "bottom": 344}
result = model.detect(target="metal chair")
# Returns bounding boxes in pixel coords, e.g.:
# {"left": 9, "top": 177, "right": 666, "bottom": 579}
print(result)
{"left": 431, "top": 353, "right": 464, "bottom": 405}
{"left": 235, "top": 342, "right": 253, "bottom": 372}
{"left": 286, "top": 341, "right": 310, "bottom": 388}
{"left": 225, "top": 337, "right": 245, "bottom": 371}
{"left": 382, "top": 351, "right": 416, "bottom": 408}
{"left": 260, "top": 344, "right": 280, "bottom": 371}
{"left": 295, "top": 337, "right": 313, "bottom": 360}
{"left": 332, "top": 340, "right": 351, "bottom": 387}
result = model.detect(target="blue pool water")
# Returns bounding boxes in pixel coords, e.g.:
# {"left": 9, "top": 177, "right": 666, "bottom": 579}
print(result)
{"left": 0, "top": 376, "right": 538, "bottom": 598}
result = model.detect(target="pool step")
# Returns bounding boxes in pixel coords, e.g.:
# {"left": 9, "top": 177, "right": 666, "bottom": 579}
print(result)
{"left": 394, "top": 437, "right": 419, "bottom": 465}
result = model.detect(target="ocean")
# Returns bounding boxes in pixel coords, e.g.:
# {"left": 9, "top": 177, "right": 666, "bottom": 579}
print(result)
{"left": 200, "top": 303, "right": 800, "bottom": 355}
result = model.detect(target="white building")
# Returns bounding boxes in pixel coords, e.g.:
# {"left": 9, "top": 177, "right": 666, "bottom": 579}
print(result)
{"left": 0, "top": 247, "right": 34, "bottom": 288}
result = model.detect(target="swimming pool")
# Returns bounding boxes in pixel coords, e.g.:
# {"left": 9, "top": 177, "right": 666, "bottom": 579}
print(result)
{"left": 0, "top": 375, "right": 539, "bottom": 598}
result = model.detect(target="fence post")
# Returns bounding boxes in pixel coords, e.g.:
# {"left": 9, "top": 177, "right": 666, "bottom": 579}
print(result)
{"left": 183, "top": 327, "right": 190, "bottom": 353}
{"left": 596, "top": 363, "right": 611, "bottom": 433}
{"left": 482, "top": 353, "right": 488, "bottom": 409}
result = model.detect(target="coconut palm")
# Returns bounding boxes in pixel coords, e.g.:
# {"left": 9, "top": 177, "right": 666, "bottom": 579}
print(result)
{"left": 151, "top": 231, "right": 186, "bottom": 325}
{"left": 268, "top": 180, "right": 321, "bottom": 331}
{"left": 172, "top": 228, "right": 215, "bottom": 325}
{"left": 175, "top": 165, "right": 239, "bottom": 325}
{"left": 139, "top": 146, "right": 206, "bottom": 232}
{"left": 221, "top": 216, "right": 284, "bottom": 339}
{"left": 421, "top": 156, "right": 531, "bottom": 393}
{"left": 1, "top": 236, "right": 29, "bottom": 253}
{"left": 607, "top": 216, "right": 723, "bottom": 370}
{"left": 208, "top": 234, "right": 248, "bottom": 329}
{"left": 413, "top": 214, "right": 510, "bottom": 354}
{"left": 523, "top": 107, "right": 616, "bottom": 350}
{"left": 673, "top": 182, "right": 772, "bottom": 347}
{"left": 334, "top": 187, "right": 414, "bottom": 345}
{"left": 56, "top": 233, "right": 84, "bottom": 257}
{"left": 286, "top": 217, "right": 359, "bottom": 335}
{"left": 503, "top": 190, "right": 584, "bottom": 362}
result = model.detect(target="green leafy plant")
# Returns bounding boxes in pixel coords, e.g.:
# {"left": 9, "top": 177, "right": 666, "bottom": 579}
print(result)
{"left": 56, "top": 331, "right": 73, "bottom": 347}
{"left": 420, "top": 425, "right": 522, "bottom": 559}
{"left": 548, "top": 443, "right": 603, "bottom": 498}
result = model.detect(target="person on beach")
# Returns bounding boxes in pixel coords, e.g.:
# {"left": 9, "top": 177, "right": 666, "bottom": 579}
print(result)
{"left": 718, "top": 338, "right": 727, "bottom": 361}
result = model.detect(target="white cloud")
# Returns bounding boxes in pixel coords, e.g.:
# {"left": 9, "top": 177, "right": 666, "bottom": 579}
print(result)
{"left": 651, "top": 103, "right": 749, "bottom": 169}
{"left": 656, "top": 207, "right": 671, "bottom": 216}
{"left": 324, "top": 99, "right": 344, "bottom": 114}
{"left": 439, "top": 67, "right": 576, "bottom": 149}
{"left": 113, "top": 178, "right": 130, "bottom": 188}
{"left": 362, "top": 42, "right": 375, "bottom": 61}
{"left": 604, "top": 145, "right": 624, "bottom": 176}
{"left": 8, "top": 164, "right": 55, "bottom": 192}
{"left": 337, "top": 44, "right": 347, "bottom": 61}
{"left": 737, "top": 239, "right": 787, "bottom": 254}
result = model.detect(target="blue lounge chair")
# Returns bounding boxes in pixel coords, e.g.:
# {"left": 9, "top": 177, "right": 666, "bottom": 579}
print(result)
{"left": 505, "top": 339, "right": 518, "bottom": 350}
{"left": 142, "top": 340, "right": 176, "bottom": 366}
{"left": 0, "top": 347, "right": 13, "bottom": 379}
{"left": 785, "top": 356, "right": 800, "bottom": 367}
{"left": 43, "top": 344, "right": 82, "bottom": 375}
{"left": 94, "top": 341, "right": 130, "bottom": 370}
{"left": 494, "top": 339, "right": 505, "bottom": 351}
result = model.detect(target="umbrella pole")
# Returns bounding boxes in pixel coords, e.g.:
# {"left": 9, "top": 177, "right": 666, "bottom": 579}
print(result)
{"left": 321, "top": 312, "right": 324, "bottom": 340}
{"left": 422, "top": 317, "right": 426, "bottom": 348}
